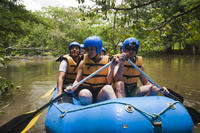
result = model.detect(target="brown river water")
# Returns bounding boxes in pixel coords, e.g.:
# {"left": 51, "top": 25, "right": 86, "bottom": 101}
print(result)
{"left": 0, "top": 56, "right": 199, "bottom": 132}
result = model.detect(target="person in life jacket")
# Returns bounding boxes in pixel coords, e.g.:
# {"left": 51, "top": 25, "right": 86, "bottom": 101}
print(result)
{"left": 56, "top": 42, "right": 82, "bottom": 101}
{"left": 117, "top": 42, "right": 123, "bottom": 53}
{"left": 80, "top": 44, "right": 85, "bottom": 55}
{"left": 101, "top": 47, "right": 106, "bottom": 55}
{"left": 113, "top": 37, "right": 169, "bottom": 97}
{"left": 66, "top": 36, "right": 117, "bottom": 105}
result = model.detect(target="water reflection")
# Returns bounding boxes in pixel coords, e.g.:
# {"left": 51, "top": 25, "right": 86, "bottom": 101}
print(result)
{"left": 0, "top": 59, "right": 58, "bottom": 132}
{"left": 0, "top": 56, "right": 199, "bottom": 132}
{"left": 143, "top": 56, "right": 200, "bottom": 111}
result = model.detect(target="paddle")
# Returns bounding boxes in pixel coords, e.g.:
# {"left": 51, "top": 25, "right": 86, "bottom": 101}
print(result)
{"left": 127, "top": 59, "right": 200, "bottom": 125}
{"left": 40, "top": 88, "right": 55, "bottom": 99}
{"left": 0, "top": 61, "right": 113, "bottom": 133}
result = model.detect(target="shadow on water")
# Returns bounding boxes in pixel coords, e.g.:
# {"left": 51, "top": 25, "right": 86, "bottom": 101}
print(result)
{"left": 0, "top": 56, "right": 200, "bottom": 132}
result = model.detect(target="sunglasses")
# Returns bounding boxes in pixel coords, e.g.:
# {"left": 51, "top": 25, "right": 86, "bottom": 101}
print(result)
{"left": 125, "top": 45, "right": 137, "bottom": 51}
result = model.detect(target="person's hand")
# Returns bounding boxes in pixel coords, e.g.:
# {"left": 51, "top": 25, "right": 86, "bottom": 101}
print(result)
{"left": 112, "top": 55, "right": 119, "bottom": 66}
{"left": 160, "top": 86, "right": 169, "bottom": 94}
{"left": 64, "top": 85, "right": 73, "bottom": 93}
{"left": 118, "top": 53, "right": 127, "bottom": 62}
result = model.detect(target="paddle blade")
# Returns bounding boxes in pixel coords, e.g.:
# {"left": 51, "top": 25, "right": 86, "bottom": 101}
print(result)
{"left": 186, "top": 106, "right": 200, "bottom": 125}
{"left": 21, "top": 111, "right": 42, "bottom": 133}
{"left": 0, "top": 110, "right": 39, "bottom": 133}
{"left": 167, "top": 88, "right": 184, "bottom": 103}
{"left": 40, "top": 88, "right": 55, "bottom": 99}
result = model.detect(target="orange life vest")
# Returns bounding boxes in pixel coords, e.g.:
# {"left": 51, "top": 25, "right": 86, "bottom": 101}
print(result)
{"left": 82, "top": 54, "right": 109, "bottom": 88}
{"left": 62, "top": 54, "right": 78, "bottom": 84}
{"left": 122, "top": 56, "right": 143, "bottom": 87}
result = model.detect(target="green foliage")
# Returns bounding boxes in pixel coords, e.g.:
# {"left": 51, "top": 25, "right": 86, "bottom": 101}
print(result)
{"left": 1, "top": 0, "right": 200, "bottom": 57}
{"left": 78, "top": 0, "right": 200, "bottom": 54}
{"left": 0, "top": 0, "right": 199, "bottom": 95}
{"left": 0, "top": 76, "right": 14, "bottom": 95}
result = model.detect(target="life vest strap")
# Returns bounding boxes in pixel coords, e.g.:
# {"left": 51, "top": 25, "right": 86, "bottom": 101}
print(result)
{"left": 83, "top": 74, "right": 107, "bottom": 77}
{"left": 124, "top": 65, "right": 141, "bottom": 68}
{"left": 84, "top": 82, "right": 106, "bottom": 86}
{"left": 66, "top": 72, "right": 77, "bottom": 75}
{"left": 85, "top": 63, "right": 105, "bottom": 66}
{"left": 70, "top": 65, "right": 76, "bottom": 67}
{"left": 123, "top": 74, "right": 140, "bottom": 79}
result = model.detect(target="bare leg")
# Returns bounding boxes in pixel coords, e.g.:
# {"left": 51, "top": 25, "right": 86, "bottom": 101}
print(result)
{"left": 136, "top": 85, "right": 158, "bottom": 96}
{"left": 114, "top": 81, "right": 125, "bottom": 98}
{"left": 78, "top": 89, "right": 92, "bottom": 105}
{"left": 97, "top": 85, "right": 116, "bottom": 102}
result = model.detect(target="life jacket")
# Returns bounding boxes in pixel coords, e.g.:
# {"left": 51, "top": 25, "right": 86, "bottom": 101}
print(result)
{"left": 122, "top": 56, "right": 143, "bottom": 87}
{"left": 82, "top": 54, "right": 109, "bottom": 89}
{"left": 61, "top": 54, "right": 79, "bottom": 84}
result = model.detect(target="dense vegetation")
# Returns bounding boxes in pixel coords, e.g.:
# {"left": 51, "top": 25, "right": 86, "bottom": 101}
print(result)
{"left": 0, "top": 0, "right": 200, "bottom": 94}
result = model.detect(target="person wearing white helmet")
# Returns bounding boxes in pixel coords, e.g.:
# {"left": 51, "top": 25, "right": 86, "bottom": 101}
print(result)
{"left": 66, "top": 36, "right": 117, "bottom": 105}
{"left": 113, "top": 37, "right": 169, "bottom": 98}
{"left": 56, "top": 42, "right": 82, "bottom": 102}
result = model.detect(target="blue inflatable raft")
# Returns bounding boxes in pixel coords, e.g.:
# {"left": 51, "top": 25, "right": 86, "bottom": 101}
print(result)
{"left": 45, "top": 89, "right": 194, "bottom": 133}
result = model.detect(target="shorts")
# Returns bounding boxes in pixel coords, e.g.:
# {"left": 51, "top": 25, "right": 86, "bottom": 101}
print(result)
{"left": 125, "top": 84, "right": 138, "bottom": 97}
{"left": 74, "top": 86, "right": 102, "bottom": 103}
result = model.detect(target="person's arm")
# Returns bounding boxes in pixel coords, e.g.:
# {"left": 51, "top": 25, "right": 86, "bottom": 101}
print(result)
{"left": 57, "top": 72, "right": 66, "bottom": 95}
{"left": 139, "top": 65, "right": 151, "bottom": 85}
{"left": 113, "top": 53, "right": 126, "bottom": 82}
{"left": 107, "top": 56, "right": 119, "bottom": 84}
{"left": 56, "top": 60, "right": 68, "bottom": 96}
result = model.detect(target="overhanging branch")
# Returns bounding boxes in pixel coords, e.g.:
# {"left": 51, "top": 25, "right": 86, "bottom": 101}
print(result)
{"left": 109, "top": 0, "right": 161, "bottom": 11}
{"left": 149, "top": 4, "right": 200, "bottom": 30}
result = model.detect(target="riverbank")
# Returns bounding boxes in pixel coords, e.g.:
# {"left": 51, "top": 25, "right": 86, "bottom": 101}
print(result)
{"left": 5, "top": 55, "right": 56, "bottom": 61}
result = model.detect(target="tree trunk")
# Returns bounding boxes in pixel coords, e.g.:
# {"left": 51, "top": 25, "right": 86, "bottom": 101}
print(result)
{"left": 179, "top": 42, "right": 181, "bottom": 51}
{"left": 199, "top": 42, "right": 200, "bottom": 55}
{"left": 193, "top": 44, "right": 195, "bottom": 55}
{"left": 112, "top": 10, "right": 117, "bottom": 52}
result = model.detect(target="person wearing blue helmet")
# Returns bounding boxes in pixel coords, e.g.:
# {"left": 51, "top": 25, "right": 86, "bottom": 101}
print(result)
{"left": 80, "top": 44, "right": 85, "bottom": 55}
{"left": 65, "top": 36, "right": 117, "bottom": 105}
{"left": 101, "top": 47, "right": 106, "bottom": 55}
{"left": 113, "top": 37, "right": 169, "bottom": 98}
{"left": 56, "top": 41, "right": 82, "bottom": 102}
{"left": 117, "top": 42, "right": 123, "bottom": 53}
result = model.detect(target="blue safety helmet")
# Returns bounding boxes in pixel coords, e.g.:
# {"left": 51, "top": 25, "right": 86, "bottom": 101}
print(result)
{"left": 102, "top": 47, "right": 106, "bottom": 55}
{"left": 68, "top": 42, "right": 81, "bottom": 53}
{"left": 80, "top": 44, "right": 84, "bottom": 49}
{"left": 123, "top": 37, "right": 139, "bottom": 53}
{"left": 84, "top": 36, "right": 103, "bottom": 54}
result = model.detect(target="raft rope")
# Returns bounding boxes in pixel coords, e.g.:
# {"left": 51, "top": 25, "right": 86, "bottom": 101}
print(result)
{"left": 52, "top": 101, "right": 179, "bottom": 122}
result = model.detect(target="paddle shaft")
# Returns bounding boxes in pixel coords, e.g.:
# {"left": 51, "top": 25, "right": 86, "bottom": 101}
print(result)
{"left": 34, "top": 61, "right": 113, "bottom": 115}
{"left": 127, "top": 59, "right": 182, "bottom": 102}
